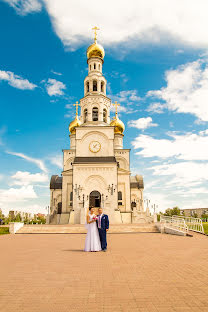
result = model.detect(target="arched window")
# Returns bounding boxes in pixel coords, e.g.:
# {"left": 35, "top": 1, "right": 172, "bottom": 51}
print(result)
{"left": 94, "top": 63, "right": 96, "bottom": 70}
{"left": 101, "top": 81, "right": 104, "bottom": 93}
{"left": 92, "top": 107, "right": 98, "bottom": 121}
{"left": 118, "top": 191, "right": 122, "bottom": 200}
{"left": 84, "top": 108, "right": 88, "bottom": 123}
{"left": 103, "top": 108, "right": 107, "bottom": 122}
{"left": 93, "top": 80, "right": 97, "bottom": 91}
{"left": 99, "top": 64, "right": 101, "bottom": 70}
{"left": 86, "top": 81, "right": 89, "bottom": 92}
{"left": 90, "top": 65, "right": 91, "bottom": 71}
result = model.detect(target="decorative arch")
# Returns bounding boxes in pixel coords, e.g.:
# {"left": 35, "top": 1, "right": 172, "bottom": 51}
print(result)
{"left": 116, "top": 157, "right": 128, "bottom": 170}
{"left": 64, "top": 158, "right": 74, "bottom": 170}
{"left": 81, "top": 130, "right": 109, "bottom": 142}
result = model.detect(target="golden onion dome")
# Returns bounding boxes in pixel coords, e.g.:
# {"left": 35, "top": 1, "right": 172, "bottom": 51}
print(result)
{"left": 87, "top": 42, "right": 105, "bottom": 60}
{"left": 69, "top": 115, "right": 81, "bottom": 135}
{"left": 110, "top": 115, "right": 125, "bottom": 134}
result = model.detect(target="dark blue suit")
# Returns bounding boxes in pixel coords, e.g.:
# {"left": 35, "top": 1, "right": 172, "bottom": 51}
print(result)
{"left": 96, "top": 214, "right": 109, "bottom": 250}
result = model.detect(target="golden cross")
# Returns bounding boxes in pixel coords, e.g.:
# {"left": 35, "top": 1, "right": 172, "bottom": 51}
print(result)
{"left": 92, "top": 26, "right": 100, "bottom": 43}
{"left": 73, "top": 101, "right": 80, "bottom": 116}
{"left": 112, "top": 101, "right": 120, "bottom": 116}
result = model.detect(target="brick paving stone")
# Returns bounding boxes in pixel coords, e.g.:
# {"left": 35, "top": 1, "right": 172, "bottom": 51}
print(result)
{"left": 0, "top": 232, "right": 208, "bottom": 312}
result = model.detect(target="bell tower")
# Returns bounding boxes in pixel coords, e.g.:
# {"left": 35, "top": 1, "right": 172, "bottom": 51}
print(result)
{"left": 50, "top": 27, "right": 146, "bottom": 226}
{"left": 79, "top": 27, "right": 110, "bottom": 125}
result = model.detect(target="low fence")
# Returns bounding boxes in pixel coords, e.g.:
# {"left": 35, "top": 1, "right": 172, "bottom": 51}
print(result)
{"left": 173, "top": 215, "right": 204, "bottom": 234}
{"left": 160, "top": 216, "right": 188, "bottom": 234}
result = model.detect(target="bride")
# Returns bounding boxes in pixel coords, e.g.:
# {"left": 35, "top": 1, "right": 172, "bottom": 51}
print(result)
{"left": 84, "top": 207, "right": 101, "bottom": 252}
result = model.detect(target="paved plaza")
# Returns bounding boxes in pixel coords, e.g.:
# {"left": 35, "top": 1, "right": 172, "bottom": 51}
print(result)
{"left": 0, "top": 232, "right": 208, "bottom": 312}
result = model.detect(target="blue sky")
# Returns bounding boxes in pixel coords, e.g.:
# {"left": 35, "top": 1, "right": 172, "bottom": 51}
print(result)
{"left": 1, "top": 0, "right": 208, "bottom": 215}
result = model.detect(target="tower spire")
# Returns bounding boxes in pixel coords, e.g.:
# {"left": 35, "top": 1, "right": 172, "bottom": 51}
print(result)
{"left": 92, "top": 26, "right": 100, "bottom": 43}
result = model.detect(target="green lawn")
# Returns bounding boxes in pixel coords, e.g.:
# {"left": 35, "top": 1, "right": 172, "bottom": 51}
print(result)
{"left": 0, "top": 227, "right": 9, "bottom": 235}
{"left": 203, "top": 223, "right": 208, "bottom": 235}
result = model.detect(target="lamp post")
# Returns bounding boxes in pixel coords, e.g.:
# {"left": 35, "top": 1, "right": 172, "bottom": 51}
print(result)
{"left": 108, "top": 184, "right": 116, "bottom": 195}
{"left": 74, "top": 184, "right": 83, "bottom": 197}
{"left": 152, "top": 204, "right": 158, "bottom": 214}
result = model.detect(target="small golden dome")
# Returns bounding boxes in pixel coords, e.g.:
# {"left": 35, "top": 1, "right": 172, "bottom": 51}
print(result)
{"left": 87, "top": 42, "right": 105, "bottom": 60}
{"left": 110, "top": 115, "right": 125, "bottom": 134}
{"left": 69, "top": 115, "right": 81, "bottom": 135}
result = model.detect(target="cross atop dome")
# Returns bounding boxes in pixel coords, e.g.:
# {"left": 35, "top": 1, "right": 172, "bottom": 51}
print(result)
{"left": 112, "top": 101, "right": 120, "bottom": 116}
{"left": 87, "top": 27, "right": 105, "bottom": 60}
{"left": 92, "top": 26, "right": 100, "bottom": 43}
{"left": 73, "top": 101, "right": 80, "bottom": 117}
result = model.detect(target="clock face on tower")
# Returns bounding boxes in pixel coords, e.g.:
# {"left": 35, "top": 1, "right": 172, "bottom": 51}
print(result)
{"left": 89, "top": 141, "right": 101, "bottom": 153}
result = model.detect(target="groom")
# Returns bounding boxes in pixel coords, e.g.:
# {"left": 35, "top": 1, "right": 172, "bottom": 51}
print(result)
{"left": 96, "top": 208, "right": 109, "bottom": 252}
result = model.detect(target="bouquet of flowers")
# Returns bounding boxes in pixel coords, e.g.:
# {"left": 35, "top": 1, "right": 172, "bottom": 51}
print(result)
{"left": 93, "top": 216, "right": 98, "bottom": 221}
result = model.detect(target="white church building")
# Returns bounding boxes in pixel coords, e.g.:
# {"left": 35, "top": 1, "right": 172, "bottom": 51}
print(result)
{"left": 50, "top": 29, "right": 151, "bottom": 225}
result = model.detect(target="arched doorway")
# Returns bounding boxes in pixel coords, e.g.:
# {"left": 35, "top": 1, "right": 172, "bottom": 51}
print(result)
{"left": 89, "top": 191, "right": 101, "bottom": 207}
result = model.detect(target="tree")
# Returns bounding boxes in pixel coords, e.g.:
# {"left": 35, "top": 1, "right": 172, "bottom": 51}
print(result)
{"left": 171, "top": 206, "right": 180, "bottom": 216}
{"left": 164, "top": 206, "right": 180, "bottom": 216}
{"left": 14, "top": 213, "right": 22, "bottom": 222}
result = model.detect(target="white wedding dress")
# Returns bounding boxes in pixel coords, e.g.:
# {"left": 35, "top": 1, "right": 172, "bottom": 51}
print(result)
{"left": 84, "top": 213, "right": 101, "bottom": 252}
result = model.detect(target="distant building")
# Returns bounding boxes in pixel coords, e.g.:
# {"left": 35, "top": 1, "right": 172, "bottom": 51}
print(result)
{"left": 180, "top": 208, "right": 208, "bottom": 218}
{"left": 9, "top": 211, "right": 34, "bottom": 221}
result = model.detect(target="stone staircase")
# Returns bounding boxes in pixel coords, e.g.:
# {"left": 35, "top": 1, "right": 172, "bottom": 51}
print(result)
{"left": 16, "top": 223, "right": 159, "bottom": 234}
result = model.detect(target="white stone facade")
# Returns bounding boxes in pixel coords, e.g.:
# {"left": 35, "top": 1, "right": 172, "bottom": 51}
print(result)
{"left": 49, "top": 39, "right": 149, "bottom": 224}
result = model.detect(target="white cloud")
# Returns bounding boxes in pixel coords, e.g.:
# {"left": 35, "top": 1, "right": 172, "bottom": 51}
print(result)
{"left": 24, "top": 0, "right": 208, "bottom": 51}
{"left": 111, "top": 90, "right": 141, "bottom": 104}
{"left": 149, "top": 162, "right": 208, "bottom": 187}
{"left": 49, "top": 155, "right": 62, "bottom": 169}
{"left": 146, "top": 102, "right": 164, "bottom": 114}
{"left": 51, "top": 70, "right": 62, "bottom": 76}
{"left": 0, "top": 185, "right": 37, "bottom": 203}
{"left": 3, "top": 0, "right": 42, "bottom": 15}
{"left": 147, "top": 60, "right": 208, "bottom": 121}
{"left": 11, "top": 171, "right": 48, "bottom": 186}
{"left": 0, "top": 70, "right": 37, "bottom": 90}
{"left": 132, "top": 129, "right": 208, "bottom": 160}
{"left": 109, "top": 90, "right": 140, "bottom": 114}
{"left": 143, "top": 188, "right": 174, "bottom": 213}
{"left": 6, "top": 151, "right": 47, "bottom": 172}
{"left": 128, "top": 117, "right": 158, "bottom": 130}
{"left": 45, "top": 78, "right": 66, "bottom": 96}
{"left": 132, "top": 129, "right": 208, "bottom": 205}
{"left": 5, "top": 1, "right": 208, "bottom": 51}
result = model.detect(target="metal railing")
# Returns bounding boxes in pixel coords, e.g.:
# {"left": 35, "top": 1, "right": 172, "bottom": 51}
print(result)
{"left": 173, "top": 215, "right": 204, "bottom": 234}
{"left": 160, "top": 215, "right": 188, "bottom": 234}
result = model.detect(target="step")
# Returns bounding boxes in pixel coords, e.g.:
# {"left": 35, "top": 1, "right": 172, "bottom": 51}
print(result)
{"left": 16, "top": 224, "right": 159, "bottom": 234}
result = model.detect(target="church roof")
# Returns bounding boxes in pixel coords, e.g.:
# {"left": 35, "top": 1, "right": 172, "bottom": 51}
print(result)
{"left": 130, "top": 175, "right": 144, "bottom": 189}
{"left": 50, "top": 175, "right": 62, "bottom": 189}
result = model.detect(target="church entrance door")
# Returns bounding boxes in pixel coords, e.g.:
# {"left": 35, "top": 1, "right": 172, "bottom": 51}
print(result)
{"left": 89, "top": 190, "right": 101, "bottom": 208}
